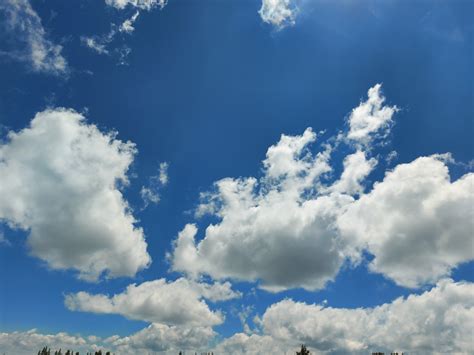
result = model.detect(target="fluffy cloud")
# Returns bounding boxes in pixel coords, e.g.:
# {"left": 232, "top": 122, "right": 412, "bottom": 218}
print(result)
{"left": 259, "top": 0, "right": 298, "bottom": 29}
{"left": 170, "top": 84, "right": 473, "bottom": 291}
{"left": 0, "top": 325, "right": 214, "bottom": 355}
{"left": 0, "top": 0, "right": 68, "bottom": 75}
{"left": 0, "top": 329, "right": 102, "bottom": 355}
{"left": 65, "top": 278, "right": 239, "bottom": 326}
{"left": 108, "top": 323, "right": 215, "bottom": 353}
{"left": 0, "top": 108, "right": 150, "bottom": 281}
{"left": 214, "top": 333, "right": 287, "bottom": 355}
{"left": 347, "top": 83, "right": 397, "bottom": 146}
{"left": 7, "top": 281, "right": 473, "bottom": 354}
{"left": 105, "top": 0, "right": 167, "bottom": 11}
{"left": 170, "top": 85, "right": 395, "bottom": 291}
{"left": 258, "top": 279, "right": 474, "bottom": 354}
{"left": 338, "top": 155, "right": 474, "bottom": 287}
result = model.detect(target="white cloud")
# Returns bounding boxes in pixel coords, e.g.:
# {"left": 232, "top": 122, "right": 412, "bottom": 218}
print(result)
{"left": 119, "top": 11, "right": 140, "bottom": 33}
{"left": 65, "top": 278, "right": 240, "bottom": 326}
{"left": 5, "top": 281, "right": 473, "bottom": 354}
{"left": 0, "top": 0, "right": 68, "bottom": 75}
{"left": 108, "top": 323, "right": 215, "bottom": 354}
{"left": 170, "top": 83, "right": 473, "bottom": 292}
{"left": 140, "top": 162, "right": 169, "bottom": 208}
{"left": 329, "top": 150, "right": 377, "bottom": 196}
{"left": 105, "top": 0, "right": 167, "bottom": 11}
{"left": 338, "top": 155, "right": 474, "bottom": 288}
{"left": 0, "top": 108, "right": 151, "bottom": 281}
{"left": 259, "top": 0, "right": 298, "bottom": 29}
{"left": 0, "top": 325, "right": 214, "bottom": 355}
{"left": 81, "top": 11, "right": 140, "bottom": 64}
{"left": 214, "top": 333, "right": 287, "bottom": 355}
{"left": 81, "top": 36, "right": 110, "bottom": 55}
{"left": 0, "top": 329, "right": 102, "bottom": 355}
{"left": 347, "top": 83, "right": 398, "bottom": 146}
{"left": 257, "top": 279, "right": 474, "bottom": 354}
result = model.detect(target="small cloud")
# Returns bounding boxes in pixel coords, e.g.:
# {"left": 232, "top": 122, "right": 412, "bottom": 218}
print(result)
{"left": 140, "top": 162, "right": 169, "bottom": 208}
{"left": 105, "top": 0, "right": 167, "bottom": 11}
{"left": 259, "top": 0, "right": 298, "bottom": 30}
{"left": 119, "top": 11, "right": 140, "bottom": 34}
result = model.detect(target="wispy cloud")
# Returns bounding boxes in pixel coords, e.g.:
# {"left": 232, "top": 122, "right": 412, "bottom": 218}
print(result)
{"left": 140, "top": 162, "right": 169, "bottom": 208}
{"left": 0, "top": 0, "right": 68, "bottom": 75}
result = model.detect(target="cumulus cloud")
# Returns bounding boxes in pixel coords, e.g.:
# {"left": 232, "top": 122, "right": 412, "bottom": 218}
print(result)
{"left": 0, "top": 0, "right": 68, "bottom": 75}
{"left": 170, "top": 85, "right": 391, "bottom": 291}
{"left": 214, "top": 333, "right": 287, "bottom": 355}
{"left": 338, "top": 156, "right": 474, "bottom": 288}
{"left": 108, "top": 323, "right": 215, "bottom": 354}
{"left": 257, "top": 279, "right": 474, "bottom": 354}
{"left": 347, "top": 83, "right": 398, "bottom": 146}
{"left": 170, "top": 84, "right": 473, "bottom": 291}
{"left": 65, "top": 278, "right": 240, "bottom": 326}
{"left": 0, "top": 329, "right": 103, "bottom": 355}
{"left": 0, "top": 325, "right": 214, "bottom": 355}
{"left": 0, "top": 108, "right": 150, "bottom": 281}
{"left": 259, "top": 0, "right": 298, "bottom": 29}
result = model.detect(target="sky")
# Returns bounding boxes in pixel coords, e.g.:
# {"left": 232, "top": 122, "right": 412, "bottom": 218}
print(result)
{"left": 0, "top": 0, "right": 473, "bottom": 354}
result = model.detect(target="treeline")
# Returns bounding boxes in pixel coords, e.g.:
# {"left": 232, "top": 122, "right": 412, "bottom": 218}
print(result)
{"left": 37, "top": 348, "right": 113, "bottom": 355}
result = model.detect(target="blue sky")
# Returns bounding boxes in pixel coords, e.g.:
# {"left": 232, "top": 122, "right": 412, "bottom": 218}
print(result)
{"left": 0, "top": 0, "right": 473, "bottom": 353}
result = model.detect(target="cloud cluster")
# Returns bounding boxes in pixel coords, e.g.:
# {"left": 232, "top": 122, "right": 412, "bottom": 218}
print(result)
{"left": 5, "top": 283, "right": 474, "bottom": 354}
{"left": 65, "top": 278, "right": 239, "bottom": 326}
{"left": 170, "top": 84, "right": 473, "bottom": 291}
{"left": 0, "top": 0, "right": 68, "bottom": 75}
{"left": 108, "top": 323, "right": 215, "bottom": 353}
{"left": 81, "top": 11, "right": 141, "bottom": 65}
{"left": 0, "top": 325, "right": 214, "bottom": 355}
{"left": 263, "top": 279, "right": 474, "bottom": 354}
{"left": 215, "top": 279, "right": 474, "bottom": 354}
{"left": 0, "top": 329, "right": 99, "bottom": 355}
{"left": 0, "top": 108, "right": 150, "bottom": 280}
{"left": 259, "top": 0, "right": 298, "bottom": 29}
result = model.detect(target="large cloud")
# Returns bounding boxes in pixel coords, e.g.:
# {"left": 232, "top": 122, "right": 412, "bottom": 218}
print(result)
{"left": 170, "top": 84, "right": 473, "bottom": 291}
{"left": 0, "top": 0, "right": 68, "bottom": 75}
{"left": 0, "top": 325, "right": 215, "bottom": 355}
{"left": 6, "top": 281, "right": 473, "bottom": 354}
{"left": 170, "top": 85, "right": 393, "bottom": 291}
{"left": 65, "top": 278, "right": 240, "bottom": 326}
{"left": 0, "top": 108, "right": 150, "bottom": 280}
{"left": 338, "top": 155, "right": 474, "bottom": 287}
{"left": 0, "top": 329, "right": 101, "bottom": 355}
{"left": 258, "top": 279, "right": 474, "bottom": 354}
{"left": 108, "top": 323, "right": 215, "bottom": 354}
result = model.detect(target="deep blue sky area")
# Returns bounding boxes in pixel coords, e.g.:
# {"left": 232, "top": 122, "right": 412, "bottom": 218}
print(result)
{"left": 0, "top": 0, "right": 473, "bottom": 347}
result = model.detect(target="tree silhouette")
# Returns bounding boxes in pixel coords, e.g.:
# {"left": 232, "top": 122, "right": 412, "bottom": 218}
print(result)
{"left": 296, "top": 344, "right": 310, "bottom": 355}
